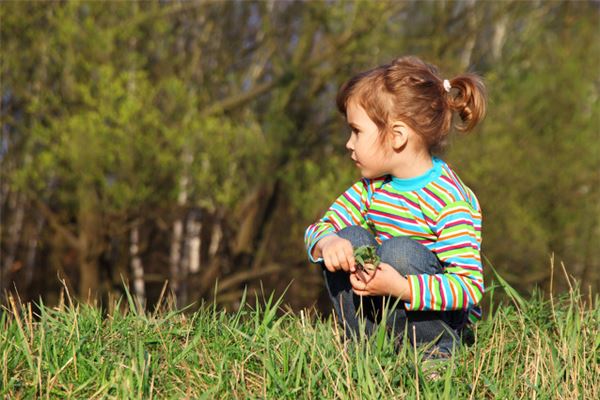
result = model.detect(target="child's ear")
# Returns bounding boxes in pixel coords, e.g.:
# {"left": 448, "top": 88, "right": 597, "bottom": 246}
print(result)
{"left": 391, "top": 121, "right": 410, "bottom": 150}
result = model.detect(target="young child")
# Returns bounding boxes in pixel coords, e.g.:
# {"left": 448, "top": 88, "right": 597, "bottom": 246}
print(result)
{"left": 304, "top": 55, "right": 486, "bottom": 356}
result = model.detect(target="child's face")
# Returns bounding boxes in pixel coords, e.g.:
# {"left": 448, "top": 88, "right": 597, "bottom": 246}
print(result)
{"left": 345, "top": 100, "right": 393, "bottom": 179}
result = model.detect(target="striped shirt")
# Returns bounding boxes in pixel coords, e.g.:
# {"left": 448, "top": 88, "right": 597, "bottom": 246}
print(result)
{"left": 304, "top": 157, "right": 484, "bottom": 323}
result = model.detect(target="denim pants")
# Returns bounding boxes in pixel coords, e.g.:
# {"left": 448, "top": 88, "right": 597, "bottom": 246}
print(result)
{"left": 321, "top": 226, "right": 469, "bottom": 354}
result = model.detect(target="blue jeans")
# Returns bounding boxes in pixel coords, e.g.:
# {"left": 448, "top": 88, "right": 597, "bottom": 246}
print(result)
{"left": 321, "top": 226, "right": 469, "bottom": 355}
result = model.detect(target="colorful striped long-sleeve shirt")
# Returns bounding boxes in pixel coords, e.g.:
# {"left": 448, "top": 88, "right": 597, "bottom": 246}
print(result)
{"left": 304, "top": 157, "right": 484, "bottom": 323}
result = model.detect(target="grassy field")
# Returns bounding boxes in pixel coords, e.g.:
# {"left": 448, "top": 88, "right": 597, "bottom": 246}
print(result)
{"left": 1, "top": 270, "right": 598, "bottom": 399}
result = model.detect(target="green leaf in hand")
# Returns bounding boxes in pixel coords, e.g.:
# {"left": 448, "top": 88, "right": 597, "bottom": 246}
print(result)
{"left": 353, "top": 245, "right": 380, "bottom": 272}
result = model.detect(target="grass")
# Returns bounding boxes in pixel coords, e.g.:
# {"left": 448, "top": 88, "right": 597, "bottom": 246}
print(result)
{"left": 1, "top": 266, "right": 599, "bottom": 399}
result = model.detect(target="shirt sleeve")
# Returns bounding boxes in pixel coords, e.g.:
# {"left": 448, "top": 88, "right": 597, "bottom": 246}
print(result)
{"left": 404, "top": 201, "right": 484, "bottom": 312}
{"left": 304, "top": 179, "right": 370, "bottom": 263}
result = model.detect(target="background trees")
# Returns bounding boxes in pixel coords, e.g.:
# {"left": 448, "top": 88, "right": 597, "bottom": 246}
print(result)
{"left": 1, "top": 0, "right": 598, "bottom": 311}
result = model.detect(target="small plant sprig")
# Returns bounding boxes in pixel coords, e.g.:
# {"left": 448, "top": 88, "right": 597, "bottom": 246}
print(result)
{"left": 353, "top": 245, "right": 381, "bottom": 272}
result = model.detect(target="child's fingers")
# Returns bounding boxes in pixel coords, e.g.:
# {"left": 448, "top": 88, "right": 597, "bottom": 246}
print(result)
{"left": 356, "top": 269, "right": 369, "bottom": 283}
{"left": 324, "top": 261, "right": 336, "bottom": 273}
{"left": 337, "top": 249, "right": 351, "bottom": 272}
{"left": 323, "top": 252, "right": 337, "bottom": 272}
{"left": 344, "top": 246, "right": 355, "bottom": 272}
{"left": 329, "top": 252, "right": 342, "bottom": 271}
{"left": 362, "top": 265, "right": 376, "bottom": 280}
{"left": 352, "top": 288, "right": 369, "bottom": 296}
{"left": 349, "top": 272, "right": 360, "bottom": 287}
{"left": 323, "top": 257, "right": 333, "bottom": 272}
{"left": 347, "top": 256, "right": 355, "bottom": 273}
{"left": 349, "top": 273, "right": 368, "bottom": 295}
{"left": 350, "top": 271, "right": 363, "bottom": 285}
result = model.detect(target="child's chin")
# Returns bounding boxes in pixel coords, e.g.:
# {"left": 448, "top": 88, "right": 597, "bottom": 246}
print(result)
{"left": 361, "top": 173, "right": 377, "bottom": 179}
{"left": 361, "top": 172, "right": 386, "bottom": 180}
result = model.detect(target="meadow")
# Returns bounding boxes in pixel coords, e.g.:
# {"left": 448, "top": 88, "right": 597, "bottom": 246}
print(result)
{"left": 2, "top": 264, "right": 598, "bottom": 399}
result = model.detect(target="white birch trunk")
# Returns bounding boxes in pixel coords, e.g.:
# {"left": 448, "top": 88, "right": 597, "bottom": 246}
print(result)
{"left": 491, "top": 14, "right": 508, "bottom": 62}
{"left": 179, "top": 211, "right": 201, "bottom": 305}
{"left": 180, "top": 213, "right": 190, "bottom": 305}
{"left": 189, "top": 219, "right": 202, "bottom": 273}
{"left": 130, "top": 226, "right": 146, "bottom": 306}
{"left": 183, "top": 213, "right": 202, "bottom": 273}
{"left": 124, "top": 33, "right": 145, "bottom": 305}
{"left": 169, "top": 215, "right": 184, "bottom": 296}
{"left": 209, "top": 218, "right": 222, "bottom": 259}
{"left": 459, "top": 0, "right": 477, "bottom": 69}
{"left": 169, "top": 149, "right": 192, "bottom": 298}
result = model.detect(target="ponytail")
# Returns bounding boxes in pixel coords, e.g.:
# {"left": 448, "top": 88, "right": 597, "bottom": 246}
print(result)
{"left": 446, "top": 74, "right": 487, "bottom": 133}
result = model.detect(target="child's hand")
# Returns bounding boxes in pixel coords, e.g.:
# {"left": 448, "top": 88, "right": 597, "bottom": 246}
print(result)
{"left": 317, "top": 235, "right": 356, "bottom": 273}
{"left": 349, "top": 262, "right": 410, "bottom": 300}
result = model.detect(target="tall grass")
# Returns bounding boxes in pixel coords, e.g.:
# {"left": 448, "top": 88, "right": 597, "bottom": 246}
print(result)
{"left": 1, "top": 264, "right": 598, "bottom": 399}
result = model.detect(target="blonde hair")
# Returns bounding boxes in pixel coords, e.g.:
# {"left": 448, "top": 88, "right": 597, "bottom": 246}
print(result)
{"left": 336, "top": 56, "right": 487, "bottom": 153}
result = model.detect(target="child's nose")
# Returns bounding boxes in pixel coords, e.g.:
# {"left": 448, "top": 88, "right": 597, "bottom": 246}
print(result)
{"left": 345, "top": 136, "right": 354, "bottom": 151}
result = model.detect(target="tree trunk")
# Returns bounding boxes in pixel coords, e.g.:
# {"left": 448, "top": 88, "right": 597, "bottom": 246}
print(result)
{"left": 491, "top": 14, "right": 508, "bottom": 62}
{"left": 0, "top": 172, "right": 9, "bottom": 214}
{"left": 169, "top": 216, "right": 183, "bottom": 298}
{"left": 233, "top": 187, "right": 266, "bottom": 256}
{"left": 130, "top": 225, "right": 146, "bottom": 306}
{"left": 189, "top": 217, "right": 202, "bottom": 274}
{"left": 250, "top": 181, "right": 281, "bottom": 271}
{"left": 458, "top": 0, "right": 477, "bottom": 69}
{"left": 78, "top": 244, "right": 100, "bottom": 303}
{"left": 197, "top": 214, "right": 223, "bottom": 297}
{"left": 169, "top": 149, "right": 193, "bottom": 301}
{"left": 77, "top": 189, "right": 101, "bottom": 303}
{"left": 208, "top": 215, "right": 222, "bottom": 260}
{"left": 180, "top": 210, "right": 202, "bottom": 305}
{"left": 23, "top": 213, "right": 46, "bottom": 289}
{"left": 180, "top": 213, "right": 190, "bottom": 305}
{"left": 2, "top": 192, "right": 25, "bottom": 292}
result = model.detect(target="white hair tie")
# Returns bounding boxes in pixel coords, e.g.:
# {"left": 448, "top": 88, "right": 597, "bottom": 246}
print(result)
{"left": 443, "top": 79, "right": 452, "bottom": 93}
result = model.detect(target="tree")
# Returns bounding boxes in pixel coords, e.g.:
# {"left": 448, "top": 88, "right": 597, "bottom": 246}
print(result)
{"left": 1, "top": 0, "right": 598, "bottom": 309}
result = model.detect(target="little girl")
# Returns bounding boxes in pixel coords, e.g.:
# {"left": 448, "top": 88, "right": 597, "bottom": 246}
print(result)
{"left": 304, "top": 56, "right": 486, "bottom": 356}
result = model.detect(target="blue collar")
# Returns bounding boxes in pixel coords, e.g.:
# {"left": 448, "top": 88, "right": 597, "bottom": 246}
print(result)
{"left": 387, "top": 157, "right": 443, "bottom": 191}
